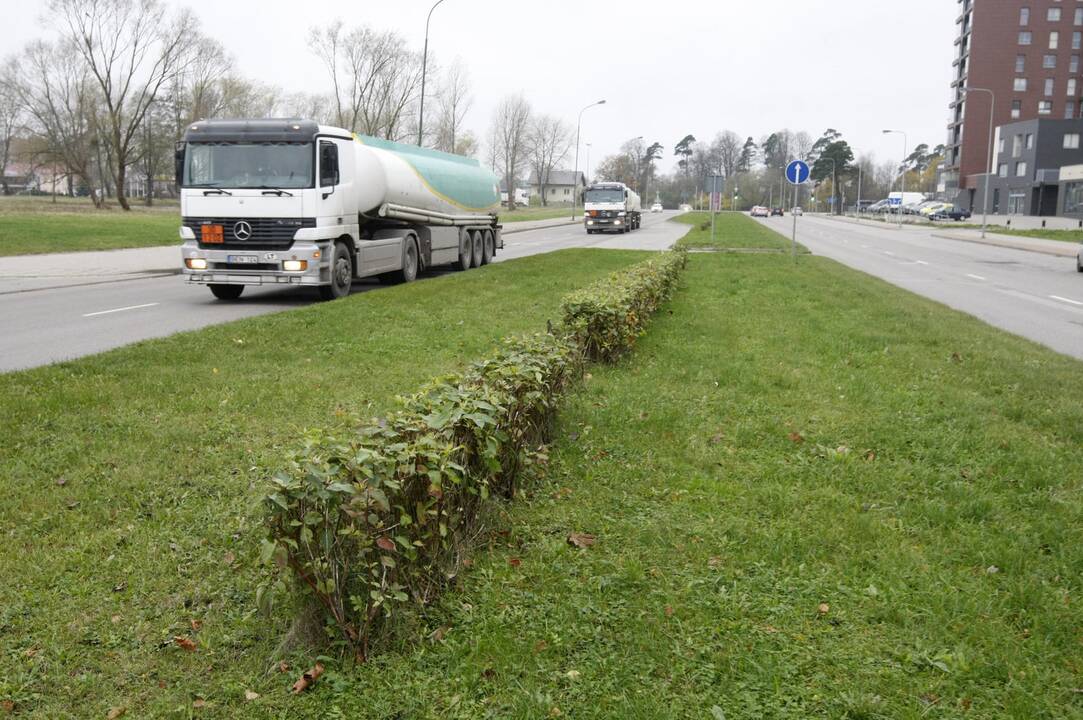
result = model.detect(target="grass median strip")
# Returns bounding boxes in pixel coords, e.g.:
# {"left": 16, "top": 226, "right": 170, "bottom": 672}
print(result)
{"left": 941, "top": 224, "right": 1083, "bottom": 244}
{"left": 0, "top": 248, "right": 646, "bottom": 717}
{"left": 318, "top": 252, "right": 1083, "bottom": 718}
{"left": 674, "top": 211, "right": 804, "bottom": 252}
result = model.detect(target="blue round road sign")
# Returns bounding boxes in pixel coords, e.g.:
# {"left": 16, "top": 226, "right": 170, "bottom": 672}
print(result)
{"left": 786, "top": 160, "right": 810, "bottom": 185}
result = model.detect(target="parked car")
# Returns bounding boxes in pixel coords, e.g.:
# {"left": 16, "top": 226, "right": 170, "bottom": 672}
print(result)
{"left": 750, "top": 206, "right": 769, "bottom": 217}
{"left": 770, "top": 207, "right": 784, "bottom": 216}
{"left": 931, "top": 206, "right": 972, "bottom": 221}
{"left": 792, "top": 206, "right": 804, "bottom": 216}
{"left": 866, "top": 199, "right": 890, "bottom": 214}
{"left": 651, "top": 202, "right": 663, "bottom": 213}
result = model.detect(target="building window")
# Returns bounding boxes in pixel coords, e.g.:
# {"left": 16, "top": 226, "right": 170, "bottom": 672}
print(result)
{"left": 1049, "top": 7, "right": 1062, "bottom": 22}
{"left": 1020, "top": 31, "right": 1033, "bottom": 45}
{"left": 1021, "top": 7, "right": 1030, "bottom": 25}
{"left": 1013, "top": 134, "right": 1024, "bottom": 156}
{"left": 1008, "top": 192, "right": 1026, "bottom": 214}
{"left": 1027, "top": 133, "right": 1034, "bottom": 149}
{"left": 999, "top": 163, "right": 1009, "bottom": 177}
{"left": 1073, "top": 55, "right": 1081, "bottom": 72}
{"left": 1076, "top": 7, "right": 1083, "bottom": 25}
{"left": 1067, "top": 103, "right": 1076, "bottom": 119}
{"left": 1065, "top": 182, "right": 1083, "bottom": 214}
{"left": 993, "top": 188, "right": 1001, "bottom": 213}
{"left": 1000, "top": 137, "right": 1006, "bottom": 153}
{"left": 1014, "top": 77, "right": 1028, "bottom": 91}
{"left": 1017, "top": 54, "right": 1027, "bottom": 72}
{"left": 1050, "top": 31, "right": 1060, "bottom": 49}
{"left": 1066, "top": 133, "right": 1081, "bottom": 149}
{"left": 1012, "top": 99, "right": 1023, "bottom": 119}
{"left": 1016, "top": 162, "right": 1029, "bottom": 178}
{"left": 1070, "top": 78, "right": 1078, "bottom": 95}
{"left": 1044, "top": 54, "right": 1058, "bottom": 68}
{"left": 1046, "top": 78, "right": 1056, "bottom": 96}
{"left": 1040, "top": 100, "right": 1053, "bottom": 114}
{"left": 1075, "top": 32, "right": 1083, "bottom": 50}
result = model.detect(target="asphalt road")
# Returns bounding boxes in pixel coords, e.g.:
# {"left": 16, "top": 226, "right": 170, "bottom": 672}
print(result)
{"left": 761, "top": 214, "right": 1083, "bottom": 360}
{"left": 0, "top": 211, "right": 683, "bottom": 372}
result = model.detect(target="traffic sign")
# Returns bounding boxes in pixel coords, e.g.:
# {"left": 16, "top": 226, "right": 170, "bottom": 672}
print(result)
{"left": 786, "top": 160, "right": 810, "bottom": 185}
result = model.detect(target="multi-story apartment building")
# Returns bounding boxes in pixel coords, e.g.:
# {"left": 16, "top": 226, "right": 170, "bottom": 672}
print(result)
{"left": 945, "top": 0, "right": 1083, "bottom": 209}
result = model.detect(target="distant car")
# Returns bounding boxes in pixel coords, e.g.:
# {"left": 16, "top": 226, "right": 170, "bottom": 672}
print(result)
{"left": 750, "top": 206, "right": 769, "bottom": 217}
{"left": 792, "top": 206, "right": 804, "bottom": 216}
{"left": 931, "top": 206, "right": 972, "bottom": 221}
{"left": 770, "top": 207, "right": 784, "bottom": 216}
{"left": 651, "top": 202, "right": 663, "bottom": 213}
{"left": 678, "top": 203, "right": 692, "bottom": 212}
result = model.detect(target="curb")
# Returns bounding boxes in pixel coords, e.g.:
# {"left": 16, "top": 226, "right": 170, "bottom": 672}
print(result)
{"left": 0, "top": 269, "right": 182, "bottom": 296}
{"left": 929, "top": 232, "right": 1077, "bottom": 258}
{"left": 502, "top": 218, "right": 579, "bottom": 235}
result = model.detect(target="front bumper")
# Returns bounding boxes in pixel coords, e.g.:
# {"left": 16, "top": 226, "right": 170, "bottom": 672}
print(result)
{"left": 180, "top": 240, "right": 330, "bottom": 286}
{"left": 584, "top": 217, "right": 628, "bottom": 230}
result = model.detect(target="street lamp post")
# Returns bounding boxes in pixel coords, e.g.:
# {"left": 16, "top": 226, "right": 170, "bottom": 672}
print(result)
{"left": 883, "top": 129, "right": 908, "bottom": 227}
{"left": 571, "top": 100, "right": 606, "bottom": 220}
{"left": 585, "top": 143, "right": 592, "bottom": 185}
{"left": 963, "top": 86, "right": 996, "bottom": 239}
{"left": 416, "top": 0, "right": 448, "bottom": 147}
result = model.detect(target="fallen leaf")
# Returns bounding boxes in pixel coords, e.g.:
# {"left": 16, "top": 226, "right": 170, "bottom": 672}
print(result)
{"left": 567, "top": 532, "right": 596, "bottom": 549}
{"left": 664, "top": 605, "right": 674, "bottom": 618}
{"left": 106, "top": 707, "right": 125, "bottom": 719}
{"left": 223, "top": 551, "right": 235, "bottom": 565}
{"left": 553, "top": 487, "right": 574, "bottom": 500}
{"left": 56, "top": 477, "right": 67, "bottom": 486}
{"left": 277, "top": 661, "right": 290, "bottom": 673}
{"left": 244, "top": 690, "right": 260, "bottom": 701}
{"left": 533, "top": 640, "right": 548, "bottom": 653}
{"left": 788, "top": 432, "right": 805, "bottom": 444}
{"left": 549, "top": 707, "right": 562, "bottom": 717}
{"left": 212, "top": 367, "right": 219, "bottom": 374}
{"left": 192, "top": 698, "right": 206, "bottom": 708}
{"left": 566, "top": 669, "right": 580, "bottom": 680}
{"left": 111, "top": 614, "right": 123, "bottom": 624}
{"left": 708, "top": 556, "right": 722, "bottom": 568}
{"left": 986, "top": 565, "right": 1000, "bottom": 575}
{"left": 951, "top": 352, "right": 963, "bottom": 363}
{"left": 817, "top": 603, "right": 830, "bottom": 615}
{"left": 508, "top": 557, "right": 521, "bottom": 568}
{"left": 67, "top": 500, "right": 80, "bottom": 509}
{"left": 291, "top": 663, "right": 325, "bottom": 694}
{"left": 429, "top": 626, "right": 449, "bottom": 642}
{"left": 1, "top": 701, "right": 15, "bottom": 714}
{"left": 462, "top": 558, "right": 473, "bottom": 568}
{"left": 112, "top": 582, "right": 126, "bottom": 593}
{"left": 173, "top": 635, "right": 197, "bottom": 652}
{"left": 376, "top": 536, "right": 395, "bottom": 552}
{"left": 190, "top": 619, "right": 203, "bottom": 631}
{"left": 864, "top": 450, "right": 877, "bottom": 462}
{"left": 762, "top": 625, "right": 779, "bottom": 634}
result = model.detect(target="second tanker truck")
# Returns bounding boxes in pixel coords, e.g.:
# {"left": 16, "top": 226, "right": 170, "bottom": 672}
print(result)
{"left": 582, "top": 182, "right": 641, "bottom": 234}
{"left": 176, "top": 119, "right": 502, "bottom": 300}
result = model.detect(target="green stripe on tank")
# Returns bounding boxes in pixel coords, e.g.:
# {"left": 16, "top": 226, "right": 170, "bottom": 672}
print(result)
{"left": 355, "top": 135, "right": 499, "bottom": 213}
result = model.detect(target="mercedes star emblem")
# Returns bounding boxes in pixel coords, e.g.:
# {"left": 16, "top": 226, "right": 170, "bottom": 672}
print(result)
{"left": 233, "top": 221, "right": 252, "bottom": 240}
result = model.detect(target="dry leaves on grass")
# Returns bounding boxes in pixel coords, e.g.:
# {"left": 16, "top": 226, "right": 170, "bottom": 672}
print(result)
{"left": 173, "top": 636, "right": 197, "bottom": 652}
{"left": 291, "top": 663, "right": 325, "bottom": 694}
{"left": 508, "top": 557, "right": 522, "bottom": 568}
{"left": 376, "top": 536, "right": 396, "bottom": 552}
{"left": 106, "top": 707, "right": 125, "bottom": 719}
{"left": 244, "top": 690, "right": 260, "bottom": 701}
{"left": 788, "top": 432, "right": 805, "bottom": 444}
{"left": 567, "top": 532, "right": 596, "bottom": 549}
{"left": 817, "top": 603, "right": 830, "bottom": 615}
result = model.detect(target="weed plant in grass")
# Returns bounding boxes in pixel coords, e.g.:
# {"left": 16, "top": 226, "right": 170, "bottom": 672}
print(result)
{"left": 674, "top": 211, "right": 804, "bottom": 251}
{"left": 323, "top": 253, "right": 1083, "bottom": 719}
{"left": 0, "top": 249, "right": 644, "bottom": 718}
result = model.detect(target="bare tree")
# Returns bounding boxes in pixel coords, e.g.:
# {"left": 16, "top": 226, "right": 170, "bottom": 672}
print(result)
{"left": 712, "top": 130, "right": 742, "bottom": 179}
{"left": 528, "top": 114, "right": 572, "bottom": 206}
{"left": 432, "top": 61, "right": 472, "bottom": 154}
{"left": 51, "top": 0, "right": 197, "bottom": 209}
{"left": 489, "top": 94, "right": 532, "bottom": 211}
{"left": 310, "top": 21, "right": 423, "bottom": 140}
{"left": 0, "top": 77, "right": 23, "bottom": 195}
{"left": 10, "top": 40, "right": 101, "bottom": 206}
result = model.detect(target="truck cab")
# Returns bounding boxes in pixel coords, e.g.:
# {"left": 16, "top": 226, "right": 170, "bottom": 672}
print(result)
{"left": 583, "top": 182, "right": 641, "bottom": 234}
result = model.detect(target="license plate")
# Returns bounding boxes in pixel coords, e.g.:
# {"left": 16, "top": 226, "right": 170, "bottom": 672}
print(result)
{"left": 227, "top": 255, "right": 259, "bottom": 264}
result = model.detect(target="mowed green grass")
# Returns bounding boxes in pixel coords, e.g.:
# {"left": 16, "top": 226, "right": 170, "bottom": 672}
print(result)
{"left": 946, "top": 224, "right": 1083, "bottom": 244}
{"left": 0, "top": 249, "right": 646, "bottom": 718}
{"left": 674, "top": 211, "right": 800, "bottom": 251}
{"left": 0, "top": 197, "right": 570, "bottom": 256}
{"left": 323, "top": 254, "right": 1083, "bottom": 718}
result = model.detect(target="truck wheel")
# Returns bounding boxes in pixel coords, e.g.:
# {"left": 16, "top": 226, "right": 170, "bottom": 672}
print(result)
{"left": 209, "top": 284, "right": 244, "bottom": 300}
{"left": 455, "top": 229, "right": 473, "bottom": 271}
{"left": 470, "top": 230, "right": 483, "bottom": 268}
{"left": 398, "top": 237, "right": 419, "bottom": 283}
{"left": 318, "top": 242, "right": 352, "bottom": 301}
{"left": 480, "top": 230, "right": 494, "bottom": 264}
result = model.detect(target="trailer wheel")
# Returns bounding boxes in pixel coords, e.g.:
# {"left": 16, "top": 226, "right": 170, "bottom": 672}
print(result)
{"left": 470, "top": 230, "right": 483, "bottom": 268}
{"left": 318, "top": 242, "right": 352, "bottom": 301}
{"left": 209, "top": 284, "right": 244, "bottom": 300}
{"left": 455, "top": 229, "right": 473, "bottom": 271}
{"left": 480, "top": 230, "right": 494, "bottom": 265}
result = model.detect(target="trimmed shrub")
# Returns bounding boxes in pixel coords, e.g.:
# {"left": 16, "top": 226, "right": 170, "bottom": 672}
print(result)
{"left": 560, "top": 248, "right": 687, "bottom": 362}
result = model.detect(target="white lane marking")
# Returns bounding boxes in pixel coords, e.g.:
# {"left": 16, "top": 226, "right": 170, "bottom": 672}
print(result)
{"left": 966, "top": 273, "right": 987, "bottom": 281}
{"left": 884, "top": 251, "right": 895, "bottom": 256}
{"left": 83, "top": 302, "right": 160, "bottom": 318}
{"left": 915, "top": 260, "right": 929, "bottom": 265}
{"left": 1050, "top": 294, "right": 1083, "bottom": 306}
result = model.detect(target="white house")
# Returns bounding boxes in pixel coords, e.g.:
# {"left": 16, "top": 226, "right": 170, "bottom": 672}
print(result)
{"left": 528, "top": 169, "right": 586, "bottom": 205}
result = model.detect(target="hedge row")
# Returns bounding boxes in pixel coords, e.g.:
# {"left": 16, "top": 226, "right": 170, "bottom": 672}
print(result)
{"left": 561, "top": 249, "right": 687, "bottom": 362}
{"left": 259, "top": 249, "right": 686, "bottom": 657}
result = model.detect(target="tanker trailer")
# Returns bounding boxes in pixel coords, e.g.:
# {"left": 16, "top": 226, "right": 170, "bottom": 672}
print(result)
{"left": 177, "top": 119, "right": 502, "bottom": 300}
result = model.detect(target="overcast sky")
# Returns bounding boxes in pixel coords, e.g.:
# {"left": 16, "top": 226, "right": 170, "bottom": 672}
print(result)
{"left": 7, "top": 0, "right": 957, "bottom": 175}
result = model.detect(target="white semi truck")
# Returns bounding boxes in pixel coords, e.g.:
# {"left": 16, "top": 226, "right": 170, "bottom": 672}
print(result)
{"left": 582, "top": 182, "right": 641, "bottom": 234}
{"left": 176, "top": 119, "right": 502, "bottom": 300}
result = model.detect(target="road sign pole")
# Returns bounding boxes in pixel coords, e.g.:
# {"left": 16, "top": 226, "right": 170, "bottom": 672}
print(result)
{"left": 792, "top": 182, "right": 798, "bottom": 263}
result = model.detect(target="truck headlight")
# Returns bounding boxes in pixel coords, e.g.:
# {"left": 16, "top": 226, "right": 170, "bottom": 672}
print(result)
{"left": 283, "top": 260, "right": 308, "bottom": 272}
{"left": 185, "top": 258, "right": 207, "bottom": 270}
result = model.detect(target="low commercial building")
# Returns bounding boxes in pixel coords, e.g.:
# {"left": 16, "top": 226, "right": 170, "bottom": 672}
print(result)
{"left": 973, "top": 118, "right": 1083, "bottom": 216}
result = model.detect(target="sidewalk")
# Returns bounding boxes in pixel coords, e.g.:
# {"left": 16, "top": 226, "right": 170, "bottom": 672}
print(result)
{"left": 0, "top": 216, "right": 581, "bottom": 294}
{"left": 929, "top": 229, "right": 1079, "bottom": 258}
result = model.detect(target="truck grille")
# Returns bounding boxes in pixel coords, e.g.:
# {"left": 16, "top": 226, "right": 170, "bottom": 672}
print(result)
{"left": 184, "top": 217, "right": 316, "bottom": 249}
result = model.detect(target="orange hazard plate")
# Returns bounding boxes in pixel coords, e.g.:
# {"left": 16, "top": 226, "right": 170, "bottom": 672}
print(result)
{"left": 201, "top": 224, "right": 224, "bottom": 243}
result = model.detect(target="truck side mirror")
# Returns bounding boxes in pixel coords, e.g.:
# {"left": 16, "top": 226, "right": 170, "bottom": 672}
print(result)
{"left": 174, "top": 142, "right": 185, "bottom": 187}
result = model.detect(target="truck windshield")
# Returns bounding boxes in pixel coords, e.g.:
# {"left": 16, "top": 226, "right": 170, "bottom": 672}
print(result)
{"left": 585, "top": 189, "right": 624, "bottom": 203}
{"left": 183, "top": 142, "right": 313, "bottom": 189}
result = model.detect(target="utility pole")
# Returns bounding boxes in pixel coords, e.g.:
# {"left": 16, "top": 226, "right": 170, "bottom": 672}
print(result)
{"left": 571, "top": 100, "right": 606, "bottom": 220}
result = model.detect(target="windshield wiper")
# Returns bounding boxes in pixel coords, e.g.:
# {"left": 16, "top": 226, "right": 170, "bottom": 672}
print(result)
{"left": 202, "top": 188, "right": 232, "bottom": 196}
{"left": 257, "top": 186, "right": 294, "bottom": 197}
